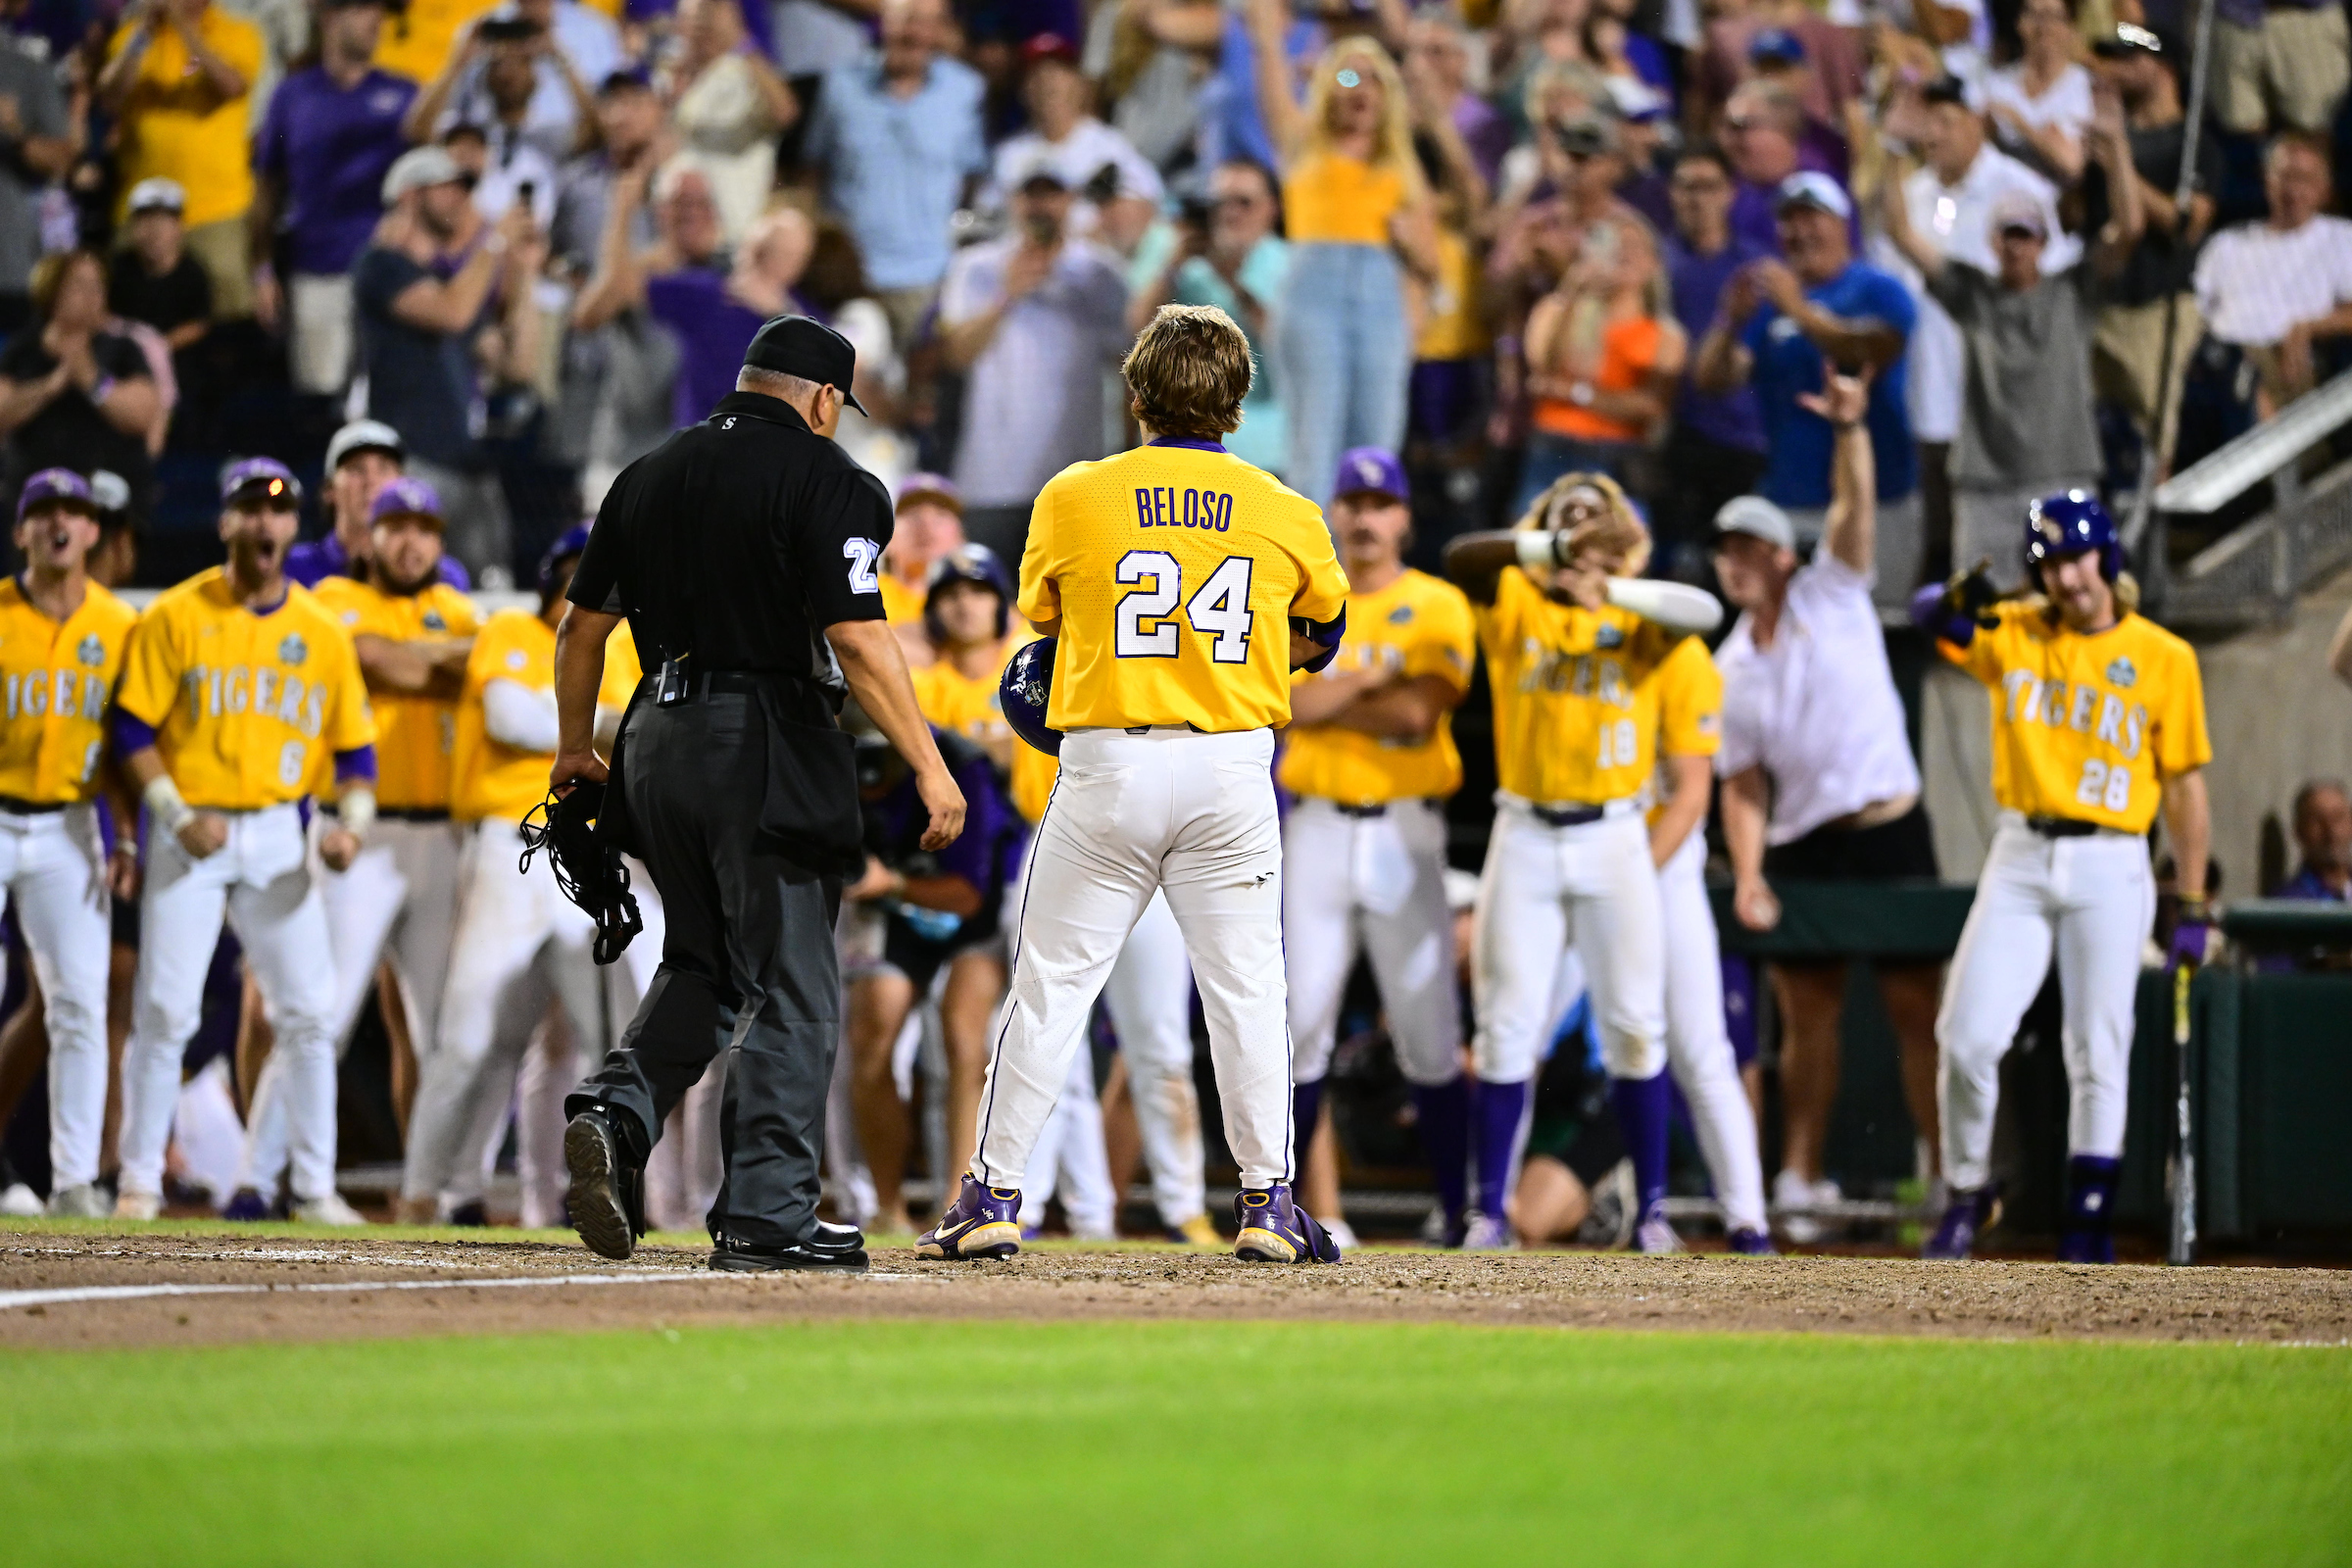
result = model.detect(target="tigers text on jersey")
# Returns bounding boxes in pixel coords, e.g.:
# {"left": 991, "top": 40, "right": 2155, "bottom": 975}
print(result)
{"left": 1278, "top": 568, "right": 1476, "bottom": 806}
{"left": 1018, "top": 443, "right": 1349, "bottom": 734}
{"left": 1939, "top": 604, "right": 2210, "bottom": 834}
{"left": 0, "top": 576, "right": 137, "bottom": 806}
{"left": 1479, "top": 567, "right": 1717, "bottom": 806}
{"left": 116, "top": 570, "right": 373, "bottom": 810}
{"left": 312, "top": 577, "right": 480, "bottom": 811}
{"left": 913, "top": 634, "right": 1056, "bottom": 824}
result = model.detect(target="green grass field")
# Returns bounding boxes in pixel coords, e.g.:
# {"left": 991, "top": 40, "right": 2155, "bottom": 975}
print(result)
{"left": 4, "top": 1320, "right": 2347, "bottom": 1566}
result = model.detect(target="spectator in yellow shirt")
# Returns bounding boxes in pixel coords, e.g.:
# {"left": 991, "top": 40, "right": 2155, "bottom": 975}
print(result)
{"left": 98, "top": 0, "right": 266, "bottom": 319}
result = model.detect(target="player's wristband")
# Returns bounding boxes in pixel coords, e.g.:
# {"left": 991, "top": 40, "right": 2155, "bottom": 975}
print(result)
{"left": 143, "top": 773, "right": 194, "bottom": 837}
{"left": 338, "top": 786, "right": 376, "bottom": 840}
{"left": 1514, "top": 530, "right": 1565, "bottom": 572}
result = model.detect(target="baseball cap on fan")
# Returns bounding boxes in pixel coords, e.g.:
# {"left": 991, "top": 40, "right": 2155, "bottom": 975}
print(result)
{"left": 1774, "top": 171, "right": 1851, "bottom": 220}
{"left": 742, "top": 316, "right": 868, "bottom": 414}
{"left": 1713, "top": 495, "right": 1796, "bottom": 553}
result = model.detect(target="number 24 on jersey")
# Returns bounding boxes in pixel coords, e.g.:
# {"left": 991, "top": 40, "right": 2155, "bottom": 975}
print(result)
{"left": 1113, "top": 550, "right": 1253, "bottom": 663}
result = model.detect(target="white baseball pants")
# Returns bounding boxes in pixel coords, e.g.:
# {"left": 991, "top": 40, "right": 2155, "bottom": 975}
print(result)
{"left": 1472, "top": 799, "right": 1665, "bottom": 1084}
{"left": 1100, "top": 889, "right": 1204, "bottom": 1226}
{"left": 1659, "top": 831, "right": 1767, "bottom": 1233}
{"left": 1283, "top": 796, "right": 1460, "bottom": 1087}
{"left": 0, "top": 806, "right": 112, "bottom": 1189}
{"left": 975, "top": 726, "right": 1293, "bottom": 1191}
{"left": 237, "top": 815, "right": 463, "bottom": 1199}
{"left": 121, "top": 805, "right": 339, "bottom": 1202}
{"left": 1015, "top": 1041, "right": 1117, "bottom": 1239}
{"left": 1937, "top": 816, "right": 2154, "bottom": 1192}
{"left": 401, "top": 819, "right": 603, "bottom": 1204}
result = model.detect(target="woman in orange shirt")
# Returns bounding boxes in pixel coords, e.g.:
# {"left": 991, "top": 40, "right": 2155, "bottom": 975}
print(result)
{"left": 1514, "top": 212, "right": 1685, "bottom": 514}
{"left": 1249, "top": 2, "right": 1441, "bottom": 508}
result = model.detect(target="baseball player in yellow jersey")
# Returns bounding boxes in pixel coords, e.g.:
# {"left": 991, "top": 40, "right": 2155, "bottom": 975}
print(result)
{"left": 229, "top": 476, "right": 480, "bottom": 1216}
{"left": 1910, "top": 493, "right": 2212, "bottom": 1262}
{"left": 920, "top": 304, "right": 1352, "bottom": 1263}
{"left": 881, "top": 473, "right": 969, "bottom": 665}
{"left": 0, "top": 472, "right": 137, "bottom": 1218}
{"left": 1644, "top": 619, "right": 1773, "bottom": 1252}
{"left": 1278, "top": 448, "right": 1476, "bottom": 1246}
{"left": 111, "top": 459, "right": 377, "bottom": 1223}
{"left": 915, "top": 597, "right": 1217, "bottom": 1244}
{"left": 398, "top": 527, "right": 646, "bottom": 1220}
{"left": 1444, "top": 474, "right": 1725, "bottom": 1252}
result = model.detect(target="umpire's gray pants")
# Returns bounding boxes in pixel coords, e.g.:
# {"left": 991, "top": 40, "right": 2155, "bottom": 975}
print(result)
{"left": 567, "top": 694, "right": 842, "bottom": 1248}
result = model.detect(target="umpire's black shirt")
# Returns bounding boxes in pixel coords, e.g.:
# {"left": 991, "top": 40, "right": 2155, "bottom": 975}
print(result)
{"left": 568, "top": 390, "right": 895, "bottom": 674}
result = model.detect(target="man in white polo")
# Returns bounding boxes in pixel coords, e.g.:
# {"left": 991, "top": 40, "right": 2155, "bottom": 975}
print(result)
{"left": 1709, "top": 368, "right": 1944, "bottom": 1244}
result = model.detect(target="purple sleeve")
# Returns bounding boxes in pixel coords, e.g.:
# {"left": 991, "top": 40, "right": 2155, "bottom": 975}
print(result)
{"left": 1909, "top": 582, "right": 1975, "bottom": 647}
{"left": 113, "top": 710, "right": 160, "bottom": 757}
{"left": 334, "top": 745, "right": 378, "bottom": 782}
{"left": 437, "top": 555, "right": 471, "bottom": 590}
{"left": 931, "top": 755, "right": 1007, "bottom": 893}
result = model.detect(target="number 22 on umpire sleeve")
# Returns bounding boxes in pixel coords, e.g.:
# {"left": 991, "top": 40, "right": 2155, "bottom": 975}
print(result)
{"left": 1114, "top": 550, "right": 1253, "bottom": 662}
{"left": 843, "top": 538, "right": 882, "bottom": 594}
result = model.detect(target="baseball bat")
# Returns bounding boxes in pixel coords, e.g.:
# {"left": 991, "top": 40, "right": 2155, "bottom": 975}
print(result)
{"left": 2167, "top": 959, "right": 2197, "bottom": 1266}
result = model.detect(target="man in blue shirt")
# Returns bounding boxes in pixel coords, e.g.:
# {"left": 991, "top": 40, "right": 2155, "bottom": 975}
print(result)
{"left": 250, "top": 0, "right": 417, "bottom": 397}
{"left": 2279, "top": 780, "right": 2352, "bottom": 903}
{"left": 803, "top": 0, "right": 987, "bottom": 350}
{"left": 1694, "top": 172, "right": 1925, "bottom": 605}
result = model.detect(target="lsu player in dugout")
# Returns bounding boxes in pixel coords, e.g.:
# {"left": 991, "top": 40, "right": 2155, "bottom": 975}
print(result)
{"left": 881, "top": 472, "right": 970, "bottom": 667}
{"left": 921, "top": 304, "right": 1350, "bottom": 1265}
{"left": 0, "top": 471, "right": 139, "bottom": 1218}
{"left": 398, "top": 525, "right": 646, "bottom": 1224}
{"left": 231, "top": 477, "right": 481, "bottom": 1214}
{"left": 1911, "top": 492, "right": 2211, "bottom": 1264}
{"left": 1278, "top": 447, "right": 1476, "bottom": 1248}
{"left": 1444, "top": 473, "right": 1724, "bottom": 1254}
{"left": 111, "top": 459, "right": 377, "bottom": 1224}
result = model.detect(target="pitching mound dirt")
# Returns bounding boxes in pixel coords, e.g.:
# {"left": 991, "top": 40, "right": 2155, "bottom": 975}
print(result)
{"left": 6, "top": 1231, "right": 2349, "bottom": 1350}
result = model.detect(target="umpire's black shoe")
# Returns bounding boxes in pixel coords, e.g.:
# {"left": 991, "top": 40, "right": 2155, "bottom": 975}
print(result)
{"left": 710, "top": 1224, "right": 869, "bottom": 1274}
{"left": 564, "top": 1108, "right": 643, "bottom": 1262}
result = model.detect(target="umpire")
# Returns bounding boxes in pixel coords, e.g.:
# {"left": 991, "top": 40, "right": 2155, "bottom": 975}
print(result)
{"left": 549, "top": 317, "right": 966, "bottom": 1273}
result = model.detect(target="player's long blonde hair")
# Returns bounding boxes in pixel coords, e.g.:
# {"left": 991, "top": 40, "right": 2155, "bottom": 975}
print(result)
{"left": 1299, "top": 37, "right": 1428, "bottom": 202}
{"left": 1512, "top": 470, "right": 1652, "bottom": 579}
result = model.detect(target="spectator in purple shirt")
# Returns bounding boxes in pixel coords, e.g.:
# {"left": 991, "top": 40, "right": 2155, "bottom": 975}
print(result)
{"left": 288, "top": 417, "right": 472, "bottom": 588}
{"left": 1406, "top": 12, "right": 1506, "bottom": 192}
{"left": 1658, "top": 142, "right": 1768, "bottom": 577}
{"left": 1721, "top": 79, "right": 1849, "bottom": 256}
{"left": 251, "top": 0, "right": 418, "bottom": 397}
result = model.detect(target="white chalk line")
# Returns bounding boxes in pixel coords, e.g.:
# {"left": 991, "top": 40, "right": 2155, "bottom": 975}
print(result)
{"left": 2, "top": 1269, "right": 936, "bottom": 1311}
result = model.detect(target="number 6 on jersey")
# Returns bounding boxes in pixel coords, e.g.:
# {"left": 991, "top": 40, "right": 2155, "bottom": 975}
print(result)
{"left": 1114, "top": 550, "right": 1254, "bottom": 662}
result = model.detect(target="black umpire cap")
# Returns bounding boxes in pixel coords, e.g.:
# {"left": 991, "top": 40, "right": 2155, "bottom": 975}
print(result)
{"left": 745, "top": 316, "right": 867, "bottom": 414}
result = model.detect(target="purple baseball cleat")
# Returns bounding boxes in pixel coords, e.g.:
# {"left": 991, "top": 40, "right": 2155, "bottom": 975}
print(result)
{"left": 1923, "top": 1186, "right": 2000, "bottom": 1260}
{"left": 917, "top": 1175, "right": 1023, "bottom": 1260}
{"left": 1232, "top": 1184, "right": 1342, "bottom": 1263}
{"left": 1727, "top": 1227, "right": 1777, "bottom": 1255}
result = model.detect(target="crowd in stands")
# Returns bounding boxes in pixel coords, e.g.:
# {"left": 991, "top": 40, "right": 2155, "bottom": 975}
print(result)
{"left": 0, "top": 0, "right": 2348, "bottom": 591}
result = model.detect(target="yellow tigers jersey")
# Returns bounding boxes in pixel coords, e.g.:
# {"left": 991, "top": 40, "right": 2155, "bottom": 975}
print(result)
{"left": 1478, "top": 566, "right": 1709, "bottom": 805}
{"left": 1278, "top": 568, "right": 1475, "bottom": 806}
{"left": 116, "top": 570, "right": 373, "bottom": 810}
{"left": 1643, "top": 632, "right": 1724, "bottom": 827}
{"left": 0, "top": 577, "right": 137, "bottom": 805}
{"left": 1939, "top": 605, "right": 2210, "bottom": 834}
{"left": 879, "top": 573, "right": 928, "bottom": 627}
{"left": 913, "top": 634, "right": 1060, "bottom": 823}
{"left": 312, "top": 577, "right": 480, "bottom": 811}
{"left": 1018, "top": 445, "right": 1349, "bottom": 733}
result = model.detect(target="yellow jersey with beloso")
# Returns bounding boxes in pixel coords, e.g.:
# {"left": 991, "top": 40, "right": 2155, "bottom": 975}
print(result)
{"left": 311, "top": 576, "right": 480, "bottom": 811}
{"left": 1478, "top": 565, "right": 1716, "bottom": 807}
{"left": 0, "top": 576, "right": 138, "bottom": 806}
{"left": 1938, "top": 604, "right": 2210, "bottom": 835}
{"left": 1018, "top": 444, "right": 1348, "bottom": 733}
{"left": 115, "top": 570, "right": 374, "bottom": 810}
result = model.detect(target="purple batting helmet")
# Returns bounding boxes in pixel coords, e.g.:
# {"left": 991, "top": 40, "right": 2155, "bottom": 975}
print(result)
{"left": 2024, "top": 490, "right": 2124, "bottom": 583}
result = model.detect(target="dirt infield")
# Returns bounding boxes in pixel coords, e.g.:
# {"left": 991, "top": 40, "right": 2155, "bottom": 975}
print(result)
{"left": 6, "top": 1228, "right": 2349, "bottom": 1349}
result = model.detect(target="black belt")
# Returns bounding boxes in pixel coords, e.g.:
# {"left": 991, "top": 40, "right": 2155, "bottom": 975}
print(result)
{"left": 321, "top": 805, "right": 448, "bottom": 822}
{"left": 0, "top": 795, "right": 67, "bottom": 816}
{"left": 2024, "top": 814, "right": 2100, "bottom": 839}
{"left": 1531, "top": 803, "right": 1607, "bottom": 828}
{"left": 1334, "top": 802, "right": 1387, "bottom": 818}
